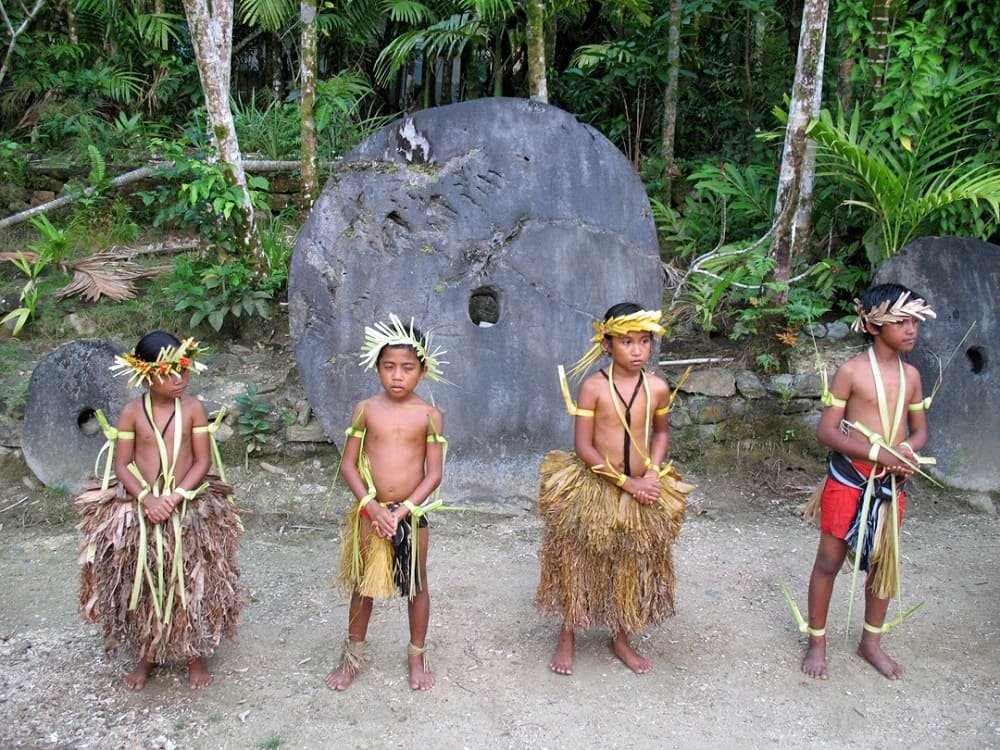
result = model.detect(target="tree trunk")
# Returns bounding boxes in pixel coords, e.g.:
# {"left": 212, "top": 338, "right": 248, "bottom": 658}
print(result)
{"left": 299, "top": 0, "right": 318, "bottom": 208}
{"left": 866, "top": 0, "right": 893, "bottom": 101}
{"left": 769, "top": 0, "right": 829, "bottom": 299}
{"left": 0, "top": 0, "right": 46, "bottom": 88}
{"left": 65, "top": 0, "right": 77, "bottom": 45}
{"left": 180, "top": 0, "right": 265, "bottom": 277}
{"left": 492, "top": 34, "right": 504, "bottom": 97}
{"left": 525, "top": 0, "right": 547, "bottom": 102}
{"left": 659, "top": 0, "right": 682, "bottom": 196}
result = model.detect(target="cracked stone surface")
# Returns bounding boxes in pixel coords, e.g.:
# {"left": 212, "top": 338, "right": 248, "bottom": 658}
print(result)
{"left": 289, "top": 98, "right": 662, "bottom": 459}
{"left": 877, "top": 236, "right": 999, "bottom": 492}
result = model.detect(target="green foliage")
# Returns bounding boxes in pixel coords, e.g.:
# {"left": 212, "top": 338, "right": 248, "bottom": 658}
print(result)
{"left": 257, "top": 212, "right": 297, "bottom": 295}
{"left": 808, "top": 74, "right": 1000, "bottom": 262}
{"left": 139, "top": 141, "right": 271, "bottom": 248}
{"left": 235, "top": 383, "right": 273, "bottom": 459}
{"left": 169, "top": 257, "right": 273, "bottom": 333}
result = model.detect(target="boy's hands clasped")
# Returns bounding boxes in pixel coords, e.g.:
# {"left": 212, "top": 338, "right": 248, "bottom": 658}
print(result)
{"left": 628, "top": 472, "right": 661, "bottom": 505}
{"left": 369, "top": 503, "right": 402, "bottom": 538}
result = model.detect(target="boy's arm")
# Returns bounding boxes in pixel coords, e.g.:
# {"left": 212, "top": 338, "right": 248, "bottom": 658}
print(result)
{"left": 339, "top": 402, "right": 372, "bottom": 503}
{"left": 646, "top": 380, "right": 671, "bottom": 468}
{"left": 113, "top": 401, "right": 145, "bottom": 500}
{"left": 899, "top": 365, "right": 928, "bottom": 462}
{"left": 572, "top": 377, "right": 604, "bottom": 467}
{"left": 394, "top": 409, "right": 445, "bottom": 518}
{"left": 168, "top": 397, "right": 212, "bottom": 507}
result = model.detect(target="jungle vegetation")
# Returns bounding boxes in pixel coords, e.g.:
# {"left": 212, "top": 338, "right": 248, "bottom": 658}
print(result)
{"left": 0, "top": 0, "right": 997, "bottom": 345}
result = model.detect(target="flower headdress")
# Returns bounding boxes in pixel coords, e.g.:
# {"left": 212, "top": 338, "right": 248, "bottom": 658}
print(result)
{"left": 851, "top": 291, "right": 937, "bottom": 333}
{"left": 110, "top": 337, "right": 208, "bottom": 388}
{"left": 567, "top": 308, "right": 666, "bottom": 380}
{"left": 359, "top": 313, "right": 448, "bottom": 383}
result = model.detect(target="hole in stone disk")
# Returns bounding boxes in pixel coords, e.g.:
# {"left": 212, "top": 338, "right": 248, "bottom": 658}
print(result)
{"left": 469, "top": 287, "right": 500, "bottom": 327}
{"left": 77, "top": 408, "right": 100, "bottom": 436}
{"left": 966, "top": 346, "right": 987, "bottom": 374}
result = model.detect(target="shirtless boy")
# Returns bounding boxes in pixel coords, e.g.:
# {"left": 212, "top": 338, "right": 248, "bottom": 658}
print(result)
{"left": 536, "top": 302, "right": 692, "bottom": 675}
{"left": 77, "top": 331, "right": 244, "bottom": 690}
{"left": 325, "top": 314, "right": 446, "bottom": 691}
{"left": 801, "top": 283, "right": 935, "bottom": 680}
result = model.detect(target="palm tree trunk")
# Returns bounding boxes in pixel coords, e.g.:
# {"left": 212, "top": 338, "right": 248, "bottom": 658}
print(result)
{"left": 299, "top": 0, "right": 318, "bottom": 208}
{"left": 526, "top": 0, "right": 547, "bottom": 102}
{"left": 659, "top": 0, "right": 682, "bottom": 196}
{"left": 866, "top": 0, "right": 893, "bottom": 101}
{"left": 769, "top": 0, "right": 829, "bottom": 298}
{"left": 181, "top": 0, "right": 265, "bottom": 277}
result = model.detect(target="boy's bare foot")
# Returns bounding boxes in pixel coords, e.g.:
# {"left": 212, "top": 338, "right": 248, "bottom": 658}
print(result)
{"left": 408, "top": 647, "right": 435, "bottom": 691}
{"left": 326, "top": 639, "right": 364, "bottom": 691}
{"left": 325, "top": 661, "right": 358, "bottom": 691}
{"left": 188, "top": 657, "right": 212, "bottom": 690}
{"left": 858, "top": 639, "right": 903, "bottom": 680}
{"left": 549, "top": 629, "right": 574, "bottom": 675}
{"left": 801, "top": 635, "right": 828, "bottom": 679}
{"left": 124, "top": 658, "right": 154, "bottom": 691}
{"left": 611, "top": 634, "right": 651, "bottom": 675}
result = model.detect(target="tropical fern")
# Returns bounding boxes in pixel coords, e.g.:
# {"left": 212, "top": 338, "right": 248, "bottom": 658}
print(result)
{"left": 808, "top": 76, "right": 1000, "bottom": 261}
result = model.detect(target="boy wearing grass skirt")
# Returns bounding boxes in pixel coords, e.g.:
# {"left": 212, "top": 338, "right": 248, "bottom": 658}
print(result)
{"left": 537, "top": 302, "right": 693, "bottom": 675}
{"left": 800, "top": 283, "right": 934, "bottom": 680}
{"left": 76, "top": 331, "right": 244, "bottom": 691}
{"left": 326, "top": 315, "right": 446, "bottom": 692}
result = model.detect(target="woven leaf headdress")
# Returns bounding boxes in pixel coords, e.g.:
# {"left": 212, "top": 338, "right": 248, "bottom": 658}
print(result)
{"left": 359, "top": 313, "right": 448, "bottom": 382}
{"left": 851, "top": 291, "right": 937, "bottom": 333}
{"left": 110, "top": 337, "right": 208, "bottom": 388}
{"left": 567, "top": 308, "right": 666, "bottom": 380}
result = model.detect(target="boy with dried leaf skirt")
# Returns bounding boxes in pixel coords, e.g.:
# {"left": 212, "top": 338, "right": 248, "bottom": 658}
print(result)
{"left": 537, "top": 303, "right": 693, "bottom": 675}
{"left": 77, "top": 331, "right": 244, "bottom": 690}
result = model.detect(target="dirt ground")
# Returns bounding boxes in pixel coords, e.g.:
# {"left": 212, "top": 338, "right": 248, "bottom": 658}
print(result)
{"left": 1, "top": 458, "right": 997, "bottom": 750}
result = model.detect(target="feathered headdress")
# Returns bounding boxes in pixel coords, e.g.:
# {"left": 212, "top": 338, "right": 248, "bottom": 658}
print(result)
{"left": 851, "top": 291, "right": 937, "bottom": 333}
{"left": 359, "top": 313, "right": 448, "bottom": 382}
{"left": 110, "top": 337, "right": 207, "bottom": 388}
{"left": 567, "top": 308, "right": 666, "bottom": 380}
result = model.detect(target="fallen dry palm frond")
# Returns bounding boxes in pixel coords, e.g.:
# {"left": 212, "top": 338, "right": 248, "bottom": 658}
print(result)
{"left": 56, "top": 253, "right": 169, "bottom": 302}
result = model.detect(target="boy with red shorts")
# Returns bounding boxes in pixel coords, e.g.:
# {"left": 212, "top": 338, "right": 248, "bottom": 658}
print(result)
{"left": 801, "top": 283, "right": 935, "bottom": 680}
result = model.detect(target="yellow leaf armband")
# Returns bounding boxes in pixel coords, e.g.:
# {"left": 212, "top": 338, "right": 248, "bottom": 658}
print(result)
{"left": 821, "top": 391, "right": 847, "bottom": 409}
{"left": 557, "top": 365, "right": 595, "bottom": 417}
{"left": 591, "top": 463, "right": 628, "bottom": 487}
{"left": 908, "top": 397, "right": 931, "bottom": 412}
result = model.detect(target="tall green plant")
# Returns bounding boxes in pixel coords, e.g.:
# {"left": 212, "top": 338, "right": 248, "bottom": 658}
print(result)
{"left": 808, "top": 75, "right": 1000, "bottom": 262}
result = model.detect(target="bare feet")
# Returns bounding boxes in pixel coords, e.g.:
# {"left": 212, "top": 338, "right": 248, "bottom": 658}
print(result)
{"left": 324, "top": 661, "right": 358, "bottom": 691}
{"left": 858, "top": 638, "right": 903, "bottom": 680}
{"left": 801, "top": 635, "right": 828, "bottom": 679}
{"left": 408, "top": 648, "right": 435, "bottom": 691}
{"left": 549, "top": 628, "right": 574, "bottom": 675}
{"left": 188, "top": 657, "right": 212, "bottom": 690}
{"left": 124, "top": 658, "right": 154, "bottom": 691}
{"left": 611, "top": 633, "right": 651, "bottom": 675}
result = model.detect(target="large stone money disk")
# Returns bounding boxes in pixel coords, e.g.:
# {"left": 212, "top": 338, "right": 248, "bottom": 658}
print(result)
{"left": 290, "top": 98, "right": 663, "bottom": 459}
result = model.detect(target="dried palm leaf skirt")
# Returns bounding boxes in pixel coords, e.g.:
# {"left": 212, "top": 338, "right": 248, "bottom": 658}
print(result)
{"left": 536, "top": 450, "right": 692, "bottom": 634}
{"left": 76, "top": 479, "right": 245, "bottom": 663}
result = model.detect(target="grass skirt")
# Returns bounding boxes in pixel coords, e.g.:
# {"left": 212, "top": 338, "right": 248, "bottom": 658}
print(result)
{"left": 536, "top": 450, "right": 692, "bottom": 634}
{"left": 76, "top": 479, "right": 245, "bottom": 663}
{"left": 337, "top": 503, "right": 398, "bottom": 600}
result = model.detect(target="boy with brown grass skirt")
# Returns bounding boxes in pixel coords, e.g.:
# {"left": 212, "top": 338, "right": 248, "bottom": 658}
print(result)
{"left": 537, "top": 302, "right": 693, "bottom": 675}
{"left": 798, "top": 283, "right": 935, "bottom": 680}
{"left": 77, "top": 331, "right": 244, "bottom": 691}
